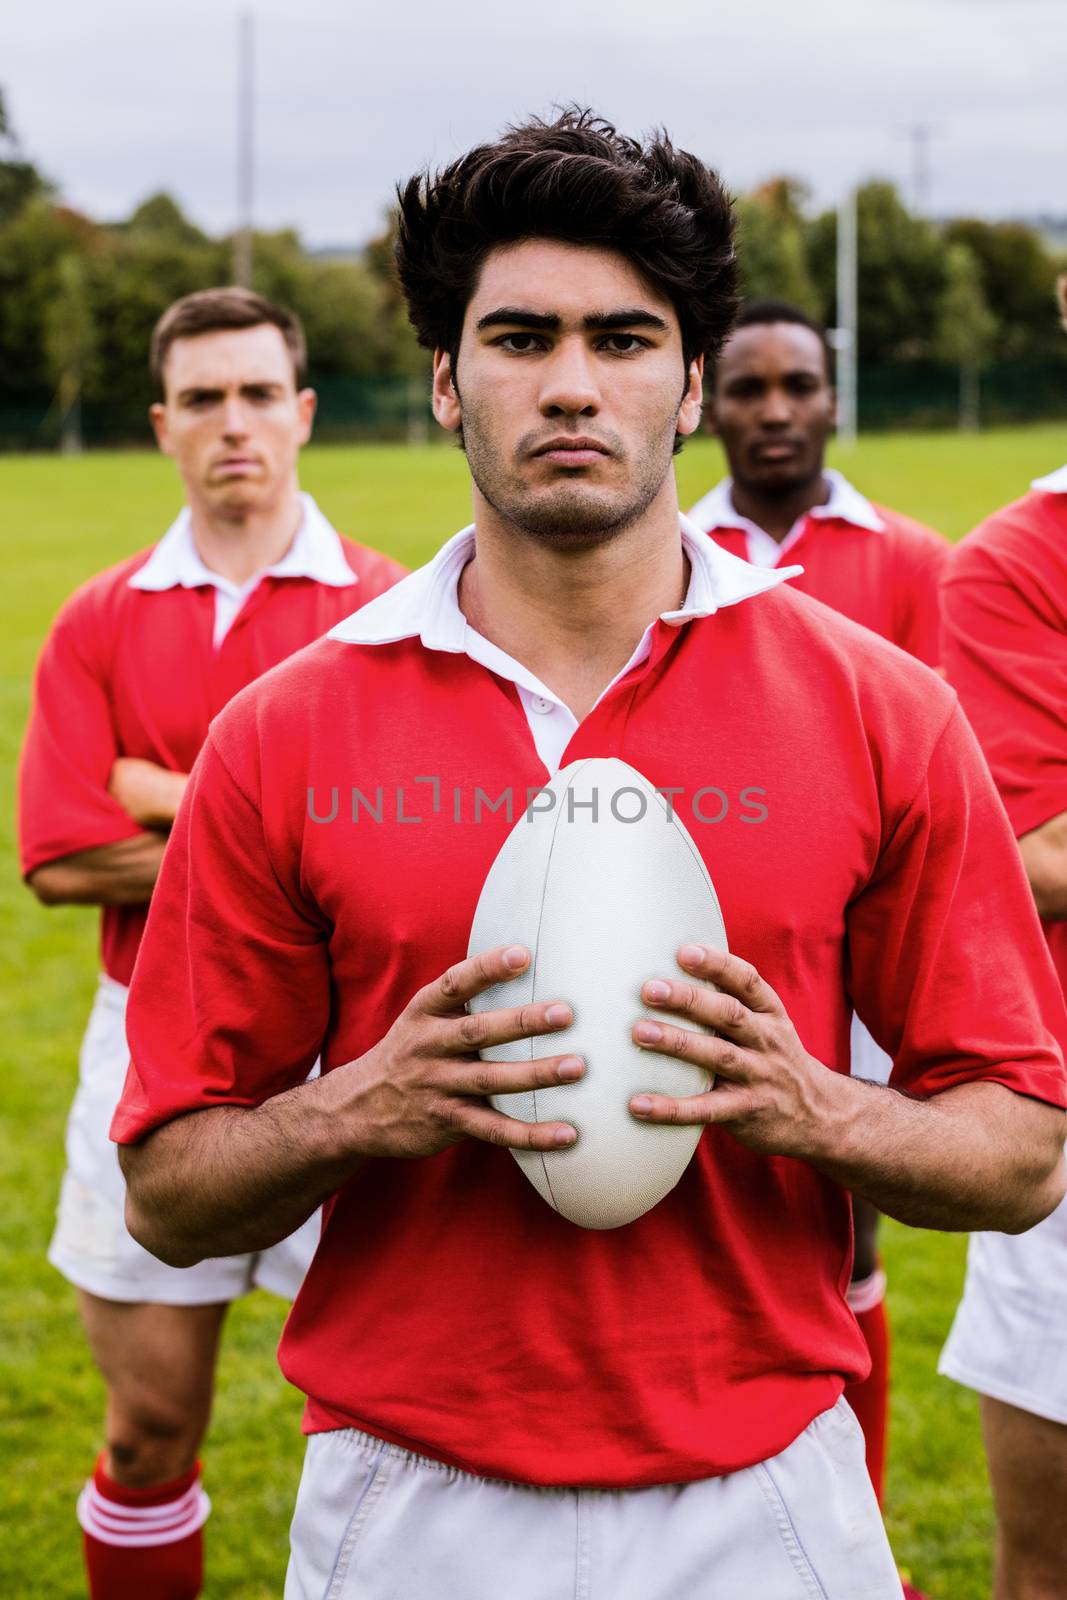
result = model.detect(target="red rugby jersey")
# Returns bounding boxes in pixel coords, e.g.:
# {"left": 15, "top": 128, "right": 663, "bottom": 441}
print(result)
{"left": 18, "top": 512, "right": 406, "bottom": 984}
{"left": 941, "top": 484, "right": 1067, "bottom": 1007}
{"left": 115, "top": 550, "right": 1067, "bottom": 1487}
{"left": 689, "top": 472, "right": 949, "bottom": 665}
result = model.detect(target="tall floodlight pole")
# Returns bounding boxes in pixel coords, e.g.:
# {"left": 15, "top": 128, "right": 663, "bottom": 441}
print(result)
{"left": 233, "top": 11, "right": 255, "bottom": 286}
{"left": 835, "top": 184, "right": 858, "bottom": 448}
{"left": 896, "top": 123, "right": 942, "bottom": 215}
{"left": 910, "top": 124, "right": 931, "bottom": 215}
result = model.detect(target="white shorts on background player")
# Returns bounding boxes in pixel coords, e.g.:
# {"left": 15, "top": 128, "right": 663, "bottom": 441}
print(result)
{"left": 285, "top": 1397, "right": 900, "bottom": 1600}
{"left": 49, "top": 974, "right": 318, "bottom": 1305}
{"left": 849, "top": 1012, "right": 893, "bottom": 1086}
{"left": 939, "top": 1192, "right": 1067, "bottom": 1425}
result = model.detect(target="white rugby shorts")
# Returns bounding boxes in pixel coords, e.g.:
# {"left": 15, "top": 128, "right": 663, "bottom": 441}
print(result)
{"left": 49, "top": 974, "right": 319, "bottom": 1305}
{"left": 850, "top": 1014, "right": 893, "bottom": 1086}
{"left": 285, "top": 1397, "right": 901, "bottom": 1600}
{"left": 939, "top": 1192, "right": 1067, "bottom": 1425}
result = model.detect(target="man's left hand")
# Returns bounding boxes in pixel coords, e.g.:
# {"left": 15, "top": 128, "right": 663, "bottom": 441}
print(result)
{"left": 108, "top": 757, "right": 189, "bottom": 831}
{"left": 629, "top": 944, "right": 840, "bottom": 1159}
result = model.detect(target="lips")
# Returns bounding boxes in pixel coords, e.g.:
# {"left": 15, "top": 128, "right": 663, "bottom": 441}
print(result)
{"left": 532, "top": 437, "right": 611, "bottom": 466}
{"left": 751, "top": 441, "right": 801, "bottom": 462}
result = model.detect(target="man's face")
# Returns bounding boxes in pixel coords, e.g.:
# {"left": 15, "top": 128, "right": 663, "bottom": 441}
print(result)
{"left": 708, "top": 322, "right": 835, "bottom": 496}
{"left": 432, "top": 240, "right": 703, "bottom": 547}
{"left": 150, "top": 325, "right": 316, "bottom": 518}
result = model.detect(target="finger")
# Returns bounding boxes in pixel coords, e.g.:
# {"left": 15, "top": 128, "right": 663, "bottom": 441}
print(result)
{"left": 675, "top": 945, "right": 783, "bottom": 1016}
{"left": 420, "top": 945, "right": 531, "bottom": 1017}
{"left": 444, "top": 1000, "right": 574, "bottom": 1055}
{"left": 450, "top": 1102, "right": 578, "bottom": 1151}
{"left": 632, "top": 1018, "right": 753, "bottom": 1081}
{"left": 641, "top": 978, "right": 761, "bottom": 1047}
{"left": 629, "top": 1087, "right": 758, "bottom": 1124}
{"left": 444, "top": 1053, "right": 586, "bottom": 1098}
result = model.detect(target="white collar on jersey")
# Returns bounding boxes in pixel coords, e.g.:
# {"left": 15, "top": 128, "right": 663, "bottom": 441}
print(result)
{"left": 128, "top": 492, "right": 357, "bottom": 597}
{"left": 1032, "top": 464, "right": 1067, "bottom": 495}
{"left": 688, "top": 468, "right": 885, "bottom": 537}
{"left": 328, "top": 514, "right": 801, "bottom": 652}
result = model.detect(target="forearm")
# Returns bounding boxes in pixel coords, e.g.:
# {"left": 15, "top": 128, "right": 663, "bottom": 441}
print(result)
{"left": 810, "top": 1077, "right": 1066, "bottom": 1233}
{"left": 1019, "top": 822, "right": 1067, "bottom": 919}
{"left": 109, "top": 760, "right": 190, "bottom": 831}
{"left": 120, "top": 1071, "right": 366, "bottom": 1267}
{"left": 28, "top": 834, "right": 167, "bottom": 906}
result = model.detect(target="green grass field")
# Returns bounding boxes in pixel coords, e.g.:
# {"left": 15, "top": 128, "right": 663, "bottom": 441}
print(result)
{"left": 3, "top": 425, "right": 1064, "bottom": 1598}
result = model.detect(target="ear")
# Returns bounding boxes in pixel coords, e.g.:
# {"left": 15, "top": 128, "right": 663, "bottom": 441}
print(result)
{"left": 432, "top": 350, "right": 462, "bottom": 433}
{"left": 675, "top": 356, "right": 705, "bottom": 440}
{"left": 149, "top": 402, "right": 172, "bottom": 456}
{"left": 296, "top": 387, "right": 318, "bottom": 445}
{"left": 829, "top": 386, "right": 839, "bottom": 429}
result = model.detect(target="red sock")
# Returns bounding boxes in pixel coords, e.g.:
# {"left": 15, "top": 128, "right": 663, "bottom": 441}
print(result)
{"left": 78, "top": 1454, "right": 209, "bottom": 1600}
{"left": 844, "top": 1267, "right": 890, "bottom": 1507}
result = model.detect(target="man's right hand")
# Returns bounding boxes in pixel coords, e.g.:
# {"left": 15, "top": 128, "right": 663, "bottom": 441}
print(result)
{"left": 123, "top": 944, "right": 582, "bottom": 1268}
{"left": 332, "top": 944, "right": 582, "bottom": 1158}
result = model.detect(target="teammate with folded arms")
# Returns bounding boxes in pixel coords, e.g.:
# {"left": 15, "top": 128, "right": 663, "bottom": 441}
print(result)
{"left": 938, "top": 275, "right": 1067, "bottom": 1600}
{"left": 18, "top": 287, "right": 404, "bottom": 1600}
{"left": 114, "top": 116, "right": 1065, "bottom": 1598}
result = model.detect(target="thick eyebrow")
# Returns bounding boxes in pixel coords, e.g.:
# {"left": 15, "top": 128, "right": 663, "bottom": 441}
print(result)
{"left": 475, "top": 306, "right": 670, "bottom": 335}
{"left": 583, "top": 309, "right": 670, "bottom": 335}
{"left": 476, "top": 308, "right": 560, "bottom": 333}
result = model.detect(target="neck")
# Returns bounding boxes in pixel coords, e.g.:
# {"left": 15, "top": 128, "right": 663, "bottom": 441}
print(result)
{"left": 458, "top": 478, "right": 687, "bottom": 722}
{"left": 729, "top": 470, "right": 830, "bottom": 543}
{"left": 186, "top": 481, "right": 304, "bottom": 585}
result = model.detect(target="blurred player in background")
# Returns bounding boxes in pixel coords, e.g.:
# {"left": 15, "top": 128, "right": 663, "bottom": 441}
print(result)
{"left": 689, "top": 300, "right": 948, "bottom": 1579}
{"left": 938, "top": 275, "right": 1067, "bottom": 1600}
{"left": 17, "top": 287, "right": 405, "bottom": 1600}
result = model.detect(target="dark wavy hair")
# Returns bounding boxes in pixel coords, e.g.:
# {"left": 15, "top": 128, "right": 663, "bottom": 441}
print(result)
{"left": 395, "top": 109, "right": 738, "bottom": 371}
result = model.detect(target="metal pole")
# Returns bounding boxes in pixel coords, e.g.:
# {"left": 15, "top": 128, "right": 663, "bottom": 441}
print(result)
{"left": 911, "top": 124, "right": 931, "bottom": 215}
{"left": 835, "top": 185, "right": 858, "bottom": 447}
{"left": 233, "top": 12, "right": 254, "bottom": 286}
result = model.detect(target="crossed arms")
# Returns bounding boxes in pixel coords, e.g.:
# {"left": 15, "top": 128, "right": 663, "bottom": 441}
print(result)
{"left": 27, "top": 758, "right": 187, "bottom": 906}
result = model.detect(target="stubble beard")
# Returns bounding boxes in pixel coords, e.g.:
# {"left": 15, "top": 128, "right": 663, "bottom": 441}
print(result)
{"left": 459, "top": 401, "right": 679, "bottom": 550}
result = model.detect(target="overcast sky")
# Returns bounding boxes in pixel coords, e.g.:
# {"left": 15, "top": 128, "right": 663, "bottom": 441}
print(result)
{"left": 3, "top": 0, "right": 1065, "bottom": 247}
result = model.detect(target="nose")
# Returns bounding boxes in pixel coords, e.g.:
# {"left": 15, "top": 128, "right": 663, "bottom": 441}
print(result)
{"left": 220, "top": 396, "right": 250, "bottom": 440}
{"left": 538, "top": 337, "right": 601, "bottom": 418}
{"left": 758, "top": 386, "right": 793, "bottom": 428}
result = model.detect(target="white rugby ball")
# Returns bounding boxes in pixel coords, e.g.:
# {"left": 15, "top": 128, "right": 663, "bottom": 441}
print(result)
{"left": 467, "top": 757, "right": 728, "bottom": 1229}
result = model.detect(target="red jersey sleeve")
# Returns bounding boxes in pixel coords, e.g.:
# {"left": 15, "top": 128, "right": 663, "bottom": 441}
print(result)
{"left": 941, "top": 542, "right": 1067, "bottom": 840}
{"left": 892, "top": 521, "right": 949, "bottom": 668}
{"left": 112, "top": 729, "right": 330, "bottom": 1143}
{"left": 18, "top": 593, "right": 145, "bottom": 876}
{"left": 846, "top": 701, "right": 1067, "bottom": 1103}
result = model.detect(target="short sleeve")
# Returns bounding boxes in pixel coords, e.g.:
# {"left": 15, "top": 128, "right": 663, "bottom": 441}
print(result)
{"left": 18, "top": 602, "right": 144, "bottom": 875}
{"left": 941, "top": 564, "right": 1067, "bottom": 839}
{"left": 892, "top": 524, "right": 949, "bottom": 668}
{"left": 112, "top": 732, "right": 331, "bottom": 1143}
{"left": 846, "top": 703, "right": 1067, "bottom": 1101}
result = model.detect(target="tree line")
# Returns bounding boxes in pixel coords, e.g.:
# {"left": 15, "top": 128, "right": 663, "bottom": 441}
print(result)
{"left": 1, "top": 89, "right": 1064, "bottom": 445}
